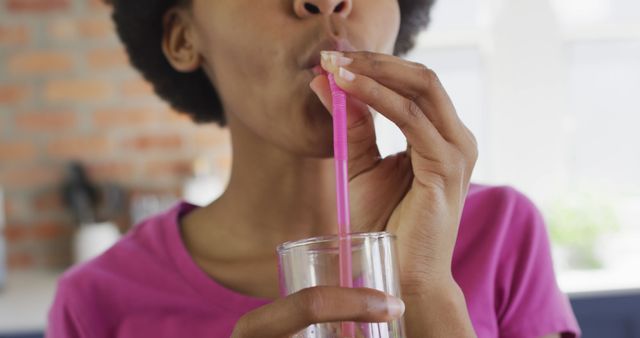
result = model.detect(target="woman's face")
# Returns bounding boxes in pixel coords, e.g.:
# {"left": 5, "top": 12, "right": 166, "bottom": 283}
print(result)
{"left": 189, "top": 0, "right": 400, "bottom": 157}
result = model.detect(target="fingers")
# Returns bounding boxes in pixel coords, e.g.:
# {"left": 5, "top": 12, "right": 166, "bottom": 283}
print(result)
{"left": 321, "top": 51, "right": 466, "bottom": 148}
{"left": 310, "top": 74, "right": 382, "bottom": 180}
{"left": 309, "top": 75, "right": 332, "bottom": 111}
{"left": 318, "top": 59, "right": 448, "bottom": 162}
{"left": 231, "top": 286, "right": 405, "bottom": 338}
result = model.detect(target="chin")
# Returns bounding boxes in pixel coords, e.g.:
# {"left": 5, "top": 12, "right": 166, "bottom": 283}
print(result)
{"left": 290, "top": 97, "right": 336, "bottom": 158}
{"left": 265, "top": 90, "right": 336, "bottom": 158}
{"left": 298, "top": 146, "right": 334, "bottom": 159}
{"left": 286, "top": 124, "right": 335, "bottom": 158}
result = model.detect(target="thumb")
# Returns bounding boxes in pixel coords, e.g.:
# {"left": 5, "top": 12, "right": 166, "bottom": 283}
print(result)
{"left": 231, "top": 286, "right": 404, "bottom": 338}
{"left": 310, "top": 75, "right": 381, "bottom": 180}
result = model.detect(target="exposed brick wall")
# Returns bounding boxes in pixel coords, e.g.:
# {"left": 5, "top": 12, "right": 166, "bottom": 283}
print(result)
{"left": 0, "top": 0, "right": 231, "bottom": 271}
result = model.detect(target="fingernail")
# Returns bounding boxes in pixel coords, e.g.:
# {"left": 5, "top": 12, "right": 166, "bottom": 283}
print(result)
{"left": 320, "top": 51, "right": 352, "bottom": 67}
{"left": 332, "top": 55, "right": 353, "bottom": 67}
{"left": 320, "top": 50, "right": 340, "bottom": 64}
{"left": 386, "top": 296, "right": 405, "bottom": 318}
{"left": 321, "top": 51, "right": 353, "bottom": 68}
{"left": 338, "top": 67, "right": 355, "bottom": 81}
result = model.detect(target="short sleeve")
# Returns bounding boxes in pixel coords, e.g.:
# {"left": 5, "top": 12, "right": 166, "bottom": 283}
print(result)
{"left": 46, "top": 277, "right": 86, "bottom": 338}
{"left": 495, "top": 191, "right": 581, "bottom": 338}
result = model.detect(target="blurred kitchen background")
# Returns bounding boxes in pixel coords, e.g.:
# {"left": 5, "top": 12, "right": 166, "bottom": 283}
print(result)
{"left": 0, "top": 0, "right": 639, "bottom": 337}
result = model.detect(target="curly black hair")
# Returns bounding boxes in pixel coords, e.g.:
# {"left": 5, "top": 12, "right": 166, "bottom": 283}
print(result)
{"left": 105, "top": 0, "right": 435, "bottom": 126}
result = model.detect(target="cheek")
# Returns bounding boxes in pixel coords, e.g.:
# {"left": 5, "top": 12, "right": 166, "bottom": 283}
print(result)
{"left": 368, "top": 2, "right": 401, "bottom": 54}
{"left": 195, "top": 9, "right": 286, "bottom": 117}
{"left": 193, "top": 1, "right": 281, "bottom": 83}
{"left": 212, "top": 42, "right": 284, "bottom": 128}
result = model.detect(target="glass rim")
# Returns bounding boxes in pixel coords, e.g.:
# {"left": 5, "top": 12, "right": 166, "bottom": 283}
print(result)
{"left": 277, "top": 231, "right": 395, "bottom": 254}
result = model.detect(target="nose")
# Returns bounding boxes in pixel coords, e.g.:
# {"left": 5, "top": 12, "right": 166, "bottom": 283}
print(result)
{"left": 293, "top": 0, "right": 352, "bottom": 18}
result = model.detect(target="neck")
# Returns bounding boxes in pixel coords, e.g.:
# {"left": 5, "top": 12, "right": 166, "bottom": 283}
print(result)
{"left": 185, "top": 112, "right": 338, "bottom": 260}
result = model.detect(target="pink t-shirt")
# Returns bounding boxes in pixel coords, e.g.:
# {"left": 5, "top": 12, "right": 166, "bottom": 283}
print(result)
{"left": 47, "top": 184, "right": 580, "bottom": 337}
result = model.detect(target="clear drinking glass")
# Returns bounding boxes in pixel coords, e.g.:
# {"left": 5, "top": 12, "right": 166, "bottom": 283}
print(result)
{"left": 277, "top": 232, "right": 406, "bottom": 338}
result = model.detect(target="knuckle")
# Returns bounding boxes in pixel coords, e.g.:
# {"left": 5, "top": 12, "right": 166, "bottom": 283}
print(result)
{"left": 462, "top": 127, "right": 479, "bottom": 162}
{"left": 468, "top": 129, "right": 478, "bottom": 148}
{"left": 405, "top": 64, "right": 438, "bottom": 102}
{"left": 361, "top": 52, "right": 383, "bottom": 74}
{"left": 367, "top": 84, "right": 381, "bottom": 99}
{"left": 433, "top": 158, "right": 456, "bottom": 178}
{"left": 401, "top": 99, "right": 423, "bottom": 122}
{"left": 454, "top": 154, "right": 468, "bottom": 172}
{"left": 445, "top": 148, "right": 465, "bottom": 167}
{"left": 417, "top": 65, "right": 438, "bottom": 88}
{"left": 425, "top": 149, "right": 462, "bottom": 178}
{"left": 297, "top": 287, "right": 327, "bottom": 322}
{"left": 448, "top": 153, "right": 469, "bottom": 179}
{"left": 355, "top": 291, "right": 373, "bottom": 315}
{"left": 408, "top": 60, "right": 423, "bottom": 68}
{"left": 469, "top": 138, "right": 479, "bottom": 161}
{"left": 369, "top": 58, "right": 382, "bottom": 73}
{"left": 468, "top": 147, "right": 479, "bottom": 166}
{"left": 361, "top": 51, "right": 376, "bottom": 61}
{"left": 468, "top": 153, "right": 479, "bottom": 172}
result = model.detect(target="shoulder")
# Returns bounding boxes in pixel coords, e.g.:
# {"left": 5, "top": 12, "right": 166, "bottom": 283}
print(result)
{"left": 454, "top": 183, "right": 550, "bottom": 301}
{"left": 465, "top": 183, "right": 539, "bottom": 216}
{"left": 58, "top": 203, "right": 184, "bottom": 290}
{"left": 462, "top": 183, "right": 550, "bottom": 267}
{"left": 52, "top": 203, "right": 189, "bottom": 308}
{"left": 460, "top": 183, "right": 544, "bottom": 245}
{"left": 49, "top": 203, "right": 192, "bottom": 330}
{"left": 455, "top": 185, "right": 580, "bottom": 337}
{"left": 456, "top": 182, "right": 546, "bottom": 262}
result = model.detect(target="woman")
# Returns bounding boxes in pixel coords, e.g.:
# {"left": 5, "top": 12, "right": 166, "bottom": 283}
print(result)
{"left": 48, "top": 0, "right": 580, "bottom": 337}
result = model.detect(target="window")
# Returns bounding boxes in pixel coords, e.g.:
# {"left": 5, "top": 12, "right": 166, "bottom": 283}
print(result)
{"left": 374, "top": 0, "right": 640, "bottom": 292}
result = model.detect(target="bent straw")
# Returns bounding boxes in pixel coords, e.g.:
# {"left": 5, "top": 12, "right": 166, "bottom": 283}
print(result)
{"left": 328, "top": 73, "right": 356, "bottom": 337}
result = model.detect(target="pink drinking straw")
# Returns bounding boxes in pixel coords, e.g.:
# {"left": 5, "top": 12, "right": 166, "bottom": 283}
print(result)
{"left": 328, "top": 72, "right": 356, "bottom": 337}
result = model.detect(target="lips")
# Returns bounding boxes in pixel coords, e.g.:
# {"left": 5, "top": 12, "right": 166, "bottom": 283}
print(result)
{"left": 311, "top": 65, "right": 324, "bottom": 76}
{"left": 306, "top": 54, "right": 322, "bottom": 72}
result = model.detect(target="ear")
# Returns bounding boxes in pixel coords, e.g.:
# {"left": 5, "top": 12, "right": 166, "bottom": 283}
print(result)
{"left": 162, "top": 7, "right": 201, "bottom": 73}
